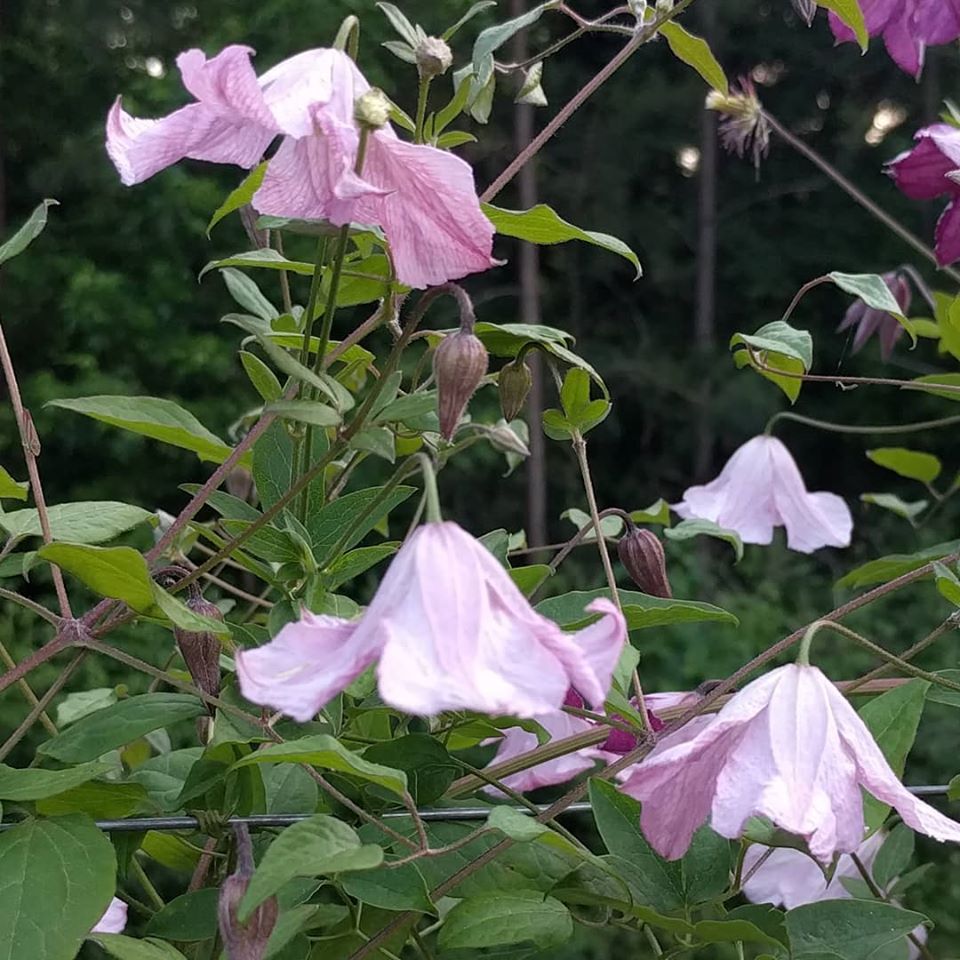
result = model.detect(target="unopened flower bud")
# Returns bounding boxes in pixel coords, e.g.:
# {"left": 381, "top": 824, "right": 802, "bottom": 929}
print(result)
{"left": 415, "top": 36, "right": 453, "bottom": 79}
{"left": 790, "top": 0, "right": 816, "bottom": 26}
{"left": 354, "top": 88, "right": 391, "bottom": 129}
{"left": 499, "top": 358, "right": 533, "bottom": 421}
{"left": 434, "top": 329, "right": 488, "bottom": 441}
{"left": 219, "top": 824, "right": 278, "bottom": 960}
{"left": 483, "top": 421, "right": 530, "bottom": 457}
{"left": 617, "top": 525, "right": 672, "bottom": 598}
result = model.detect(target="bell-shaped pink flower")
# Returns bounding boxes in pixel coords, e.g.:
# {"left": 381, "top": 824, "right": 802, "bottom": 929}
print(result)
{"left": 829, "top": 0, "right": 960, "bottom": 77}
{"left": 237, "top": 521, "right": 626, "bottom": 721}
{"left": 106, "top": 45, "right": 497, "bottom": 289}
{"left": 620, "top": 663, "right": 960, "bottom": 862}
{"left": 837, "top": 270, "right": 911, "bottom": 361}
{"left": 91, "top": 897, "right": 127, "bottom": 934}
{"left": 887, "top": 124, "right": 960, "bottom": 267}
{"left": 675, "top": 436, "right": 852, "bottom": 554}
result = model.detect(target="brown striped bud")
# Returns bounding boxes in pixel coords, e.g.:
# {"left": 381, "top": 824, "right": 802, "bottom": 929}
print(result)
{"left": 498, "top": 357, "right": 533, "bottom": 421}
{"left": 617, "top": 525, "right": 672, "bottom": 598}
{"left": 434, "top": 330, "right": 488, "bottom": 441}
{"left": 218, "top": 823, "right": 278, "bottom": 960}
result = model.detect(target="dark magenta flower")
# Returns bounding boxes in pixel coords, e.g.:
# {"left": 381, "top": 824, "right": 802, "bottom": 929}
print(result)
{"left": 837, "top": 270, "right": 911, "bottom": 360}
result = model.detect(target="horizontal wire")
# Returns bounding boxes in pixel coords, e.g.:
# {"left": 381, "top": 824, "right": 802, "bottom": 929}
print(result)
{"left": 0, "top": 790, "right": 952, "bottom": 833}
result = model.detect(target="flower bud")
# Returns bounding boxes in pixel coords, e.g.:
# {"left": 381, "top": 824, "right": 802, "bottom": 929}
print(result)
{"left": 791, "top": 0, "right": 816, "bottom": 25}
{"left": 415, "top": 36, "right": 453, "bottom": 79}
{"left": 498, "top": 357, "right": 533, "bottom": 421}
{"left": 354, "top": 88, "right": 391, "bottom": 129}
{"left": 219, "top": 824, "right": 278, "bottom": 960}
{"left": 434, "top": 329, "right": 488, "bottom": 441}
{"left": 617, "top": 525, "right": 672, "bottom": 599}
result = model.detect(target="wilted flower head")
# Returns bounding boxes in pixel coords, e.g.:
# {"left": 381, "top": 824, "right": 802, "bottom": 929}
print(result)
{"left": 415, "top": 36, "right": 454, "bottom": 79}
{"left": 106, "top": 45, "right": 498, "bottom": 288}
{"left": 829, "top": 0, "right": 960, "bottom": 78}
{"left": 706, "top": 79, "right": 770, "bottom": 170}
{"left": 91, "top": 897, "right": 127, "bottom": 935}
{"left": 238, "top": 521, "right": 626, "bottom": 720}
{"left": 620, "top": 663, "right": 960, "bottom": 862}
{"left": 219, "top": 823, "right": 278, "bottom": 960}
{"left": 837, "top": 270, "right": 911, "bottom": 361}
{"left": 791, "top": 0, "right": 817, "bottom": 27}
{"left": 887, "top": 124, "right": 960, "bottom": 266}
{"left": 675, "top": 435, "right": 853, "bottom": 554}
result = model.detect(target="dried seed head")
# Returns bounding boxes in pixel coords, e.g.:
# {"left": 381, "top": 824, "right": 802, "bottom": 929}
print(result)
{"left": 218, "top": 824, "right": 278, "bottom": 960}
{"left": 415, "top": 36, "right": 453, "bottom": 79}
{"left": 706, "top": 78, "right": 770, "bottom": 171}
{"left": 617, "top": 525, "right": 672, "bottom": 599}
{"left": 498, "top": 357, "right": 533, "bottom": 421}
{"left": 434, "top": 330, "right": 489, "bottom": 441}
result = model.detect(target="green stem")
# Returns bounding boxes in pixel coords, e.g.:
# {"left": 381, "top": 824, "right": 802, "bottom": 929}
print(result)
{"left": 766, "top": 410, "right": 960, "bottom": 437}
{"left": 132, "top": 856, "right": 165, "bottom": 911}
{"left": 642, "top": 925, "right": 663, "bottom": 956}
{"left": 415, "top": 453, "right": 442, "bottom": 523}
{"left": 0, "top": 586, "right": 61, "bottom": 626}
{"left": 414, "top": 78, "right": 432, "bottom": 144}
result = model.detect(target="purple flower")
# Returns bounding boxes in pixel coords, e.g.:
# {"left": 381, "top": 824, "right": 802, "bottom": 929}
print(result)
{"left": 837, "top": 270, "right": 911, "bottom": 360}
{"left": 675, "top": 436, "right": 853, "bottom": 554}
{"left": 91, "top": 898, "right": 127, "bottom": 934}
{"left": 887, "top": 123, "right": 960, "bottom": 266}
{"left": 829, "top": 0, "right": 960, "bottom": 77}
{"left": 237, "top": 521, "right": 626, "bottom": 721}
{"left": 619, "top": 663, "right": 960, "bottom": 862}
{"left": 107, "top": 46, "right": 498, "bottom": 289}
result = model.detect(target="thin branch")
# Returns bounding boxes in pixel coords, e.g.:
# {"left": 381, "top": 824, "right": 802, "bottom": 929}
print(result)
{"left": 0, "top": 637, "right": 58, "bottom": 737}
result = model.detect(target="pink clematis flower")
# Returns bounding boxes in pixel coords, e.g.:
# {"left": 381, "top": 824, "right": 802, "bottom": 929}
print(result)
{"left": 887, "top": 124, "right": 960, "bottom": 267}
{"left": 829, "top": 0, "right": 960, "bottom": 77}
{"left": 91, "top": 897, "right": 127, "bottom": 935}
{"left": 837, "top": 270, "right": 911, "bottom": 361}
{"left": 106, "top": 45, "right": 497, "bottom": 289}
{"left": 237, "top": 521, "right": 626, "bottom": 721}
{"left": 619, "top": 663, "right": 960, "bottom": 862}
{"left": 675, "top": 436, "right": 852, "bottom": 554}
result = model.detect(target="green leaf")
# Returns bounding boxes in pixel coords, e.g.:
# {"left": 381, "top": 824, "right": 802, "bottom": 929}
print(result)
{"left": 39, "top": 694, "right": 205, "bottom": 763}
{"left": 382, "top": 38, "right": 417, "bottom": 62}
{"left": 308, "top": 485, "right": 415, "bottom": 561}
{"left": 663, "top": 517, "right": 743, "bottom": 560}
{"left": 933, "top": 561, "right": 960, "bottom": 606}
{"left": 207, "top": 162, "right": 268, "bottom": 235}
{"left": 150, "top": 582, "right": 231, "bottom": 636}
{"left": 910, "top": 372, "right": 960, "bottom": 401}
{"left": 816, "top": 0, "right": 868, "bottom": 46}
{"left": 730, "top": 321, "right": 813, "bottom": 403}
{"left": 253, "top": 420, "right": 327, "bottom": 517}
{"left": 56, "top": 688, "right": 118, "bottom": 727}
{"left": 0, "top": 198, "right": 58, "bottom": 266}
{"left": 0, "top": 466, "right": 27, "bottom": 501}
{"left": 263, "top": 764, "right": 319, "bottom": 815}
{"left": 472, "top": 2, "right": 558, "bottom": 83}
{"left": 439, "top": 890, "right": 573, "bottom": 951}
{"left": 786, "top": 900, "right": 926, "bottom": 959}
{"left": 443, "top": 0, "right": 498, "bottom": 40}
{"left": 837, "top": 539, "right": 960, "bottom": 589}
{"left": 949, "top": 774, "right": 960, "bottom": 801}
{"left": 129, "top": 748, "right": 204, "bottom": 812}
{"left": 659, "top": 22, "right": 728, "bottom": 93}
{"left": 483, "top": 203, "right": 641, "bottom": 278}
{"left": 36, "top": 780, "right": 147, "bottom": 819}
{"left": 831, "top": 270, "right": 913, "bottom": 345}
{"left": 200, "top": 248, "right": 315, "bottom": 278}
{"left": 371, "top": 391, "right": 438, "bottom": 425}
{"left": 48, "top": 396, "right": 240, "bottom": 465}
{"left": 363, "top": 734, "right": 459, "bottom": 804}
{"left": 39, "top": 543, "right": 155, "bottom": 610}
{"left": 241, "top": 350, "right": 284, "bottom": 402}
{"left": 630, "top": 498, "right": 672, "bottom": 526}
{"left": 867, "top": 447, "right": 941, "bottom": 483}
{"left": 341, "top": 863, "right": 434, "bottom": 913}
{"left": 376, "top": 2, "right": 420, "bottom": 45}
{"left": 240, "top": 815, "right": 383, "bottom": 918}
{"left": 537, "top": 588, "right": 738, "bottom": 630}
{"left": 0, "top": 760, "right": 115, "bottom": 800}
{"left": 231, "top": 735, "right": 407, "bottom": 797}
{"left": 486, "top": 806, "right": 585, "bottom": 859}
{"left": 323, "top": 544, "right": 397, "bottom": 591}
{"left": 349, "top": 426, "right": 396, "bottom": 462}
{"left": 265, "top": 399, "right": 341, "bottom": 427}
{"left": 872, "top": 823, "right": 915, "bottom": 891}
{"left": 0, "top": 501, "right": 153, "bottom": 544}
{"left": 223, "top": 269, "right": 279, "bottom": 321}
{"left": 0, "top": 815, "right": 116, "bottom": 960}
{"left": 694, "top": 917, "right": 784, "bottom": 947}
{"left": 145, "top": 888, "right": 219, "bottom": 941}
{"left": 859, "top": 679, "right": 929, "bottom": 830}
{"left": 88, "top": 935, "right": 188, "bottom": 960}
{"left": 860, "top": 493, "right": 928, "bottom": 522}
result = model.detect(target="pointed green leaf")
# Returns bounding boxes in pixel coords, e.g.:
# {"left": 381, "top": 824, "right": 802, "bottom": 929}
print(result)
{"left": 0, "top": 760, "right": 116, "bottom": 801}
{"left": 815, "top": 0, "right": 868, "bottom": 49}
{"left": 439, "top": 891, "right": 573, "bottom": 951}
{"left": 659, "top": 22, "right": 728, "bottom": 93}
{"left": 0, "top": 501, "right": 153, "bottom": 544}
{"left": 200, "top": 248, "right": 315, "bottom": 277}
{"left": 663, "top": 518, "right": 743, "bottom": 560}
{"left": 0, "top": 198, "right": 58, "bottom": 266}
{"left": 830, "top": 271, "right": 913, "bottom": 343}
{"left": 0, "top": 467, "right": 28, "bottom": 501}
{"left": 38, "top": 542, "right": 155, "bottom": 611}
{"left": 207, "top": 162, "right": 268, "bottom": 235}
{"left": 786, "top": 900, "right": 926, "bottom": 960}
{"left": 867, "top": 448, "right": 941, "bottom": 483}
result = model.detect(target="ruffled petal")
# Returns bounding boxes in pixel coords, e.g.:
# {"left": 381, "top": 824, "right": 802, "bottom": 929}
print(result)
{"left": 176, "top": 45, "right": 276, "bottom": 129}
{"left": 351, "top": 132, "right": 500, "bottom": 289}
{"left": 91, "top": 898, "right": 127, "bottom": 935}
{"left": 934, "top": 198, "right": 960, "bottom": 266}
{"left": 236, "top": 612, "right": 378, "bottom": 722}
{"left": 826, "top": 679, "right": 960, "bottom": 845}
{"left": 887, "top": 126, "right": 960, "bottom": 200}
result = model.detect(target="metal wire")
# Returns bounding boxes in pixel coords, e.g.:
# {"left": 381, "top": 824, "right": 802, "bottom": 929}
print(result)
{"left": 0, "top": 791, "right": 952, "bottom": 833}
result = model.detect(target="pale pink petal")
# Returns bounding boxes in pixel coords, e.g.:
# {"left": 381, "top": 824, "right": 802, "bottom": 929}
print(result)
{"left": 91, "top": 897, "right": 127, "bottom": 934}
{"left": 236, "top": 612, "right": 378, "bottom": 723}
{"left": 106, "top": 98, "right": 273, "bottom": 186}
{"left": 176, "top": 45, "right": 276, "bottom": 129}
{"left": 826, "top": 680, "right": 960, "bottom": 845}
{"left": 935, "top": 198, "right": 960, "bottom": 266}
{"left": 887, "top": 126, "right": 960, "bottom": 200}
{"left": 351, "top": 133, "right": 499, "bottom": 289}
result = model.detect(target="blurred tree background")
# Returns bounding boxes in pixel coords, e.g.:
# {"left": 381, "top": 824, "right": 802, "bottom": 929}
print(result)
{"left": 3, "top": 0, "right": 960, "bottom": 953}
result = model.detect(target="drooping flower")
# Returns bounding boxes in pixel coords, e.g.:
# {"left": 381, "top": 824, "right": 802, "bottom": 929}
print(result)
{"left": 619, "top": 663, "right": 960, "bottom": 862}
{"left": 837, "top": 270, "right": 911, "bottom": 361}
{"left": 91, "top": 897, "right": 127, "bottom": 935}
{"left": 829, "top": 0, "right": 960, "bottom": 78}
{"left": 887, "top": 124, "right": 960, "bottom": 267}
{"left": 237, "top": 521, "right": 626, "bottom": 721}
{"left": 106, "top": 45, "right": 498, "bottom": 288}
{"left": 706, "top": 79, "right": 770, "bottom": 171}
{"left": 675, "top": 435, "right": 852, "bottom": 554}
